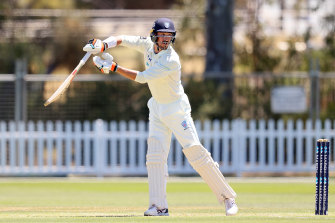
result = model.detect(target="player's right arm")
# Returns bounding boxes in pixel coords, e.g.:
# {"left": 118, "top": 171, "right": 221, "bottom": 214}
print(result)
{"left": 118, "top": 35, "right": 151, "bottom": 53}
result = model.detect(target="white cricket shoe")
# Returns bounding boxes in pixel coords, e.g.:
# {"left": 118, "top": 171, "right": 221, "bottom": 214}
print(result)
{"left": 224, "top": 198, "right": 238, "bottom": 216}
{"left": 144, "top": 205, "right": 169, "bottom": 216}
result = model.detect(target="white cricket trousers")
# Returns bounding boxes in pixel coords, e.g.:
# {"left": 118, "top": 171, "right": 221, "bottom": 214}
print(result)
{"left": 148, "top": 93, "right": 200, "bottom": 149}
{"left": 146, "top": 93, "right": 201, "bottom": 209}
{"left": 145, "top": 94, "right": 237, "bottom": 209}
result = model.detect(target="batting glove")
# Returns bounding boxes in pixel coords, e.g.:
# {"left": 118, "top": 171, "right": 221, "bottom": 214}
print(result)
{"left": 83, "top": 39, "right": 107, "bottom": 54}
{"left": 93, "top": 53, "right": 118, "bottom": 74}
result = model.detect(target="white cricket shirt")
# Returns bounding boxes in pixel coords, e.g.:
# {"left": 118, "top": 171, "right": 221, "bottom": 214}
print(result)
{"left": 120, "top": 35, "right": 184, "bottom": 104}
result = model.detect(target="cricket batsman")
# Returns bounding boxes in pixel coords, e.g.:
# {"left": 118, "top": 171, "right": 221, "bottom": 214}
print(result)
{"left": 83, "top": 18, "right": 238, "bottom": 216}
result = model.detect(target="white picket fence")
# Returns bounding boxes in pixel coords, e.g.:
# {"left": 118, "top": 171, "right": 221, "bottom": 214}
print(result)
{"left": 0, "top": 119, "right": 334, "bottom": 177}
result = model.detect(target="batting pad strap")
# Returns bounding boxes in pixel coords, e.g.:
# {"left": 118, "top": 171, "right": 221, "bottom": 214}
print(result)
{"left": 146, "top": 137, "right": 168, "bottom": 209}
{"left": 183, "top": 145, "right": 236, "bottom": 203}
{"left": 146, "top": 137, "right": 165, "bottom": 164}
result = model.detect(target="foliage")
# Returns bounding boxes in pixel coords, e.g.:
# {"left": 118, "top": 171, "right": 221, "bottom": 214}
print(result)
{"left": 317, "top": 27, "right": 335, "bottom": 72}
{"left": 185, "top": 78, "right": 233, "bottom": 120}
{"left": 234, "top": 0, "right": 334, "bottom": 73}
{"left": 172, "top": 0, "right": 206, "bottom": 74}
{"left": 16, "top": 0, "right": 76, "bottom": 9}
{"left": 1, "top": 0, "right": 334, "bottom": 122}
{"left": 31, "top": 81, "right": 151, "bottom": 121}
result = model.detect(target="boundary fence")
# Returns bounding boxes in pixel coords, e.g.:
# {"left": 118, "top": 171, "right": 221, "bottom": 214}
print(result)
{"left": 0, "top": 119, "right": 334, "bottom": 176}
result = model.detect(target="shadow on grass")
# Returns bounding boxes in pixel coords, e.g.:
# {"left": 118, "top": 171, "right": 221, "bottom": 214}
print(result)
{"left": 60, "top": 215, "right": 141, "bottom": 218}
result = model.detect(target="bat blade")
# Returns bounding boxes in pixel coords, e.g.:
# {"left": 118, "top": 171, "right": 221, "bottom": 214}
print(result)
{"left": 44, "top": 52, "right": 91, "bottom": 107}
{"left": 43, "top": 69, "right": 77, "bottom": 107}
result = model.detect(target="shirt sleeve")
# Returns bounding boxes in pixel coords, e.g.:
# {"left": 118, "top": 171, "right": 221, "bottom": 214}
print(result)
{"left": 135, "top": 57, "right": 180, "bottom": 84}
{"left": 120, "top": 35, "right": 151, "bottom": 54}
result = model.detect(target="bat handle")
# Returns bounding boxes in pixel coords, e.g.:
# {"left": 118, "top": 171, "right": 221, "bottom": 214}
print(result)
{"left": 81, "top": 52, "right": 92, "bottom": 64}
{"left": 76, "top": 52, "right": 92, "bottom": 70}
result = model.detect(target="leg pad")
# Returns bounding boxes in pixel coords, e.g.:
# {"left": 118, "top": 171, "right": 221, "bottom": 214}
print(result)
{"left": 146, "top": 137, "right": 168, "bottom": 209}
{"left": 183, "top": 145, "right": 236, "bottom": 203}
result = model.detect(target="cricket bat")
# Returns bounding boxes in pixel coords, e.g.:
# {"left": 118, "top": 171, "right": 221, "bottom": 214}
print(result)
{"left": 44, "top": 52, "right": 92, "bottom": 107}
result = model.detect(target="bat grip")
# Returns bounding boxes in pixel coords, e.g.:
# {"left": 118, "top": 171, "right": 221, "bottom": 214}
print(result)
{"left": 81, "top": 52, "right": 92, "bottom": 63}
{"left": 76, "top": 52, "right": 92, "bottom": 70}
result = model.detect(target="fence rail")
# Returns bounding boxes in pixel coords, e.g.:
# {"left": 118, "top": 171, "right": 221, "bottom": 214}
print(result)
{"left": 0, "top": 119, "right": 334, "bottom": 177}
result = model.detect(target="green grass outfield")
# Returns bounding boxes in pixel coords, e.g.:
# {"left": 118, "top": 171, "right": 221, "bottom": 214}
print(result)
{"left": 0, "top": 177, "right": 334, "bottom": 223}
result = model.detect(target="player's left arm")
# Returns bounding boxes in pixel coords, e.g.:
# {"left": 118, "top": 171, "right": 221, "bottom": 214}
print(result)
{"left": 115, "top": 66, "right": 138, "bottom": 81}
{"left": 92, "top": 53, "right": 138, "bottom": 81}
{"left": 93, "top": 53, "right": 179, "bottom": 82}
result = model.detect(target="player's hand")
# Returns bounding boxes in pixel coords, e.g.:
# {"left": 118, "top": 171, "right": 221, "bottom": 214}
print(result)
{"left": 83, "top": 39, "right": 107, "bottom": 54}
{"left": 93, "top": 53, "right": 118, "bottom": 74}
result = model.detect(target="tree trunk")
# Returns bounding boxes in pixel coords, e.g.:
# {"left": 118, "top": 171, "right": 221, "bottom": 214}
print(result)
{"left": 205, "top": 0, "right": 234, "bottom": 77}
{"left": 204, "top": 0, "right": 234, "bottom": 119}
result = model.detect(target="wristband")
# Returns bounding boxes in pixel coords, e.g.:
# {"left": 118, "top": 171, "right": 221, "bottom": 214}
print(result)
{"left": 103, "top": 36, "right": 117, "bottom": 49}
{"left": 110, "top": 62, "right": 118, "bottom": 72}
{"left": 101, "top": 42, "right": 108, "bottom": 52}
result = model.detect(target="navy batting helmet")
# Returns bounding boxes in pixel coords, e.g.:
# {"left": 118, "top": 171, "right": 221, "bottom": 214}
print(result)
{"left": 150, "top": 18, "right": 176, "bottom": 43}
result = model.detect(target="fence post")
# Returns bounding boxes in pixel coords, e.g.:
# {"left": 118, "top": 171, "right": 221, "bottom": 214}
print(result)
{"left": 238, "top": 119, "right": 246, "bottom": 175}
{"left": 94, "top": 119, "right": 105, "bottom": 177}
{"left": 232, "top": 119, "right": 242, "bottom": 176}
{"left": 0, "top": 122, "right": 6, "bottom": 171}
{"left": 9, "top": 121, "right": 16, "bottom": 170}
{"left": 15, "top": 58, "right": 27, "bottom": 123}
